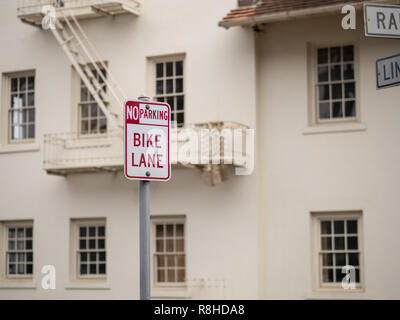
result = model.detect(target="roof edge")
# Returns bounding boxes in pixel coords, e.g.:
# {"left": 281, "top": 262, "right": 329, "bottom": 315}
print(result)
{"left": 218, "top": 0, "right": 393, "bottom": 29}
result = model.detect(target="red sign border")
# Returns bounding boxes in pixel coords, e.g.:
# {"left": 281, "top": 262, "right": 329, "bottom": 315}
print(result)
{"left": 124, "top": 100, "right": 171, "bottom": 181}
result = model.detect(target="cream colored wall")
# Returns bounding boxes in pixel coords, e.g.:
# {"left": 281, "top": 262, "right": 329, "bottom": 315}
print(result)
{"left": 256, "top": 12, "right": 400, "bottom": 299}
{"left": 0, "top": 0, "right": 258, "bottom": 299}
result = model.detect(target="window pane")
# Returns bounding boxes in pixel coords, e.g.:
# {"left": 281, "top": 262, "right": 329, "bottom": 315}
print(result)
{"left": 156, "top": 240, "right": 164, "bottom": 252}
{"left": 19, "top": 77, "right": 26, "bottom": 91}
{"left": 8, "top": 240, "right": 15, "bottom": 250}
{"left": 90, "top": 105, "right": 98, "bottom": 117}
{"left": 26, "top": 240, "right": 32, "bottom": 250}
{"left": 89, "top": 264, "right": 96, "bottom": 274}
{"left": 167, "top": 255, "right": 175, "bottom": 267}
{"left": 9, "top": 253, "right": 16, "bottom": 262}
{"left": 355, "top": 269, "right": 360, "bottom": 283}
{"left": 90, "top": 120, "right": 97, "bottom": 133}
{"left": 332, "top": 102, "right": 343, "bottom": 118}
{"left": 156, "top": 63, "right": 163, "bottom": 78}
{"left": 318, "top": 66, "right": 328, "bottom": 82}
{"left": 28, "top": 76, "right": 35, "bottom": 90}
{"left": 99, "top": 119, "right": 107, "bottom": 133}
{"left": 28, "top": 109, "right": 35, "bottom": 122}
{"left": 176, "top": 61, "right": 183, "bottom": 76}
{"left": 81, "top": 120, "right": 89, "bottom": 134}
{"left": 167, "top": 97, "right": 174, "bottom": 110}
{"left": 177, "top": 113, "right": 184, "bottom": 126}
{"left": 157, "top": 269, "right": 165, "bottom": 282}
{"left": 322, "top": 268, "right": 333, "bottom": 282}
{"left": 156, "top": 225, "right": 163, "bottom": 237}
{"left": 347, "top": 236, "right": 358, "bottom": 250}
{"left": 177, "top": 255, "right": 185, "bottom": 267}
{"left": 166, "top": 79, "right": 173, "bottom": 94}
{"left": 99, "top": 264, "right": 106, "bottom": 274}
{"left": 330, "top": 47, "right": 341, "bottom": 63}
{"left": 8, "top": 228, "right": 15, "bottom": 238}
{"left": 176, "top": 239, "right": 184, "bottom": 252}
{"left": 27, "top": 92, "right": 34, "bottom": 106}
{"left": 81, "top": 87, "right": 88, "bottom": 101}
{"left": 11, "top": 78, "right": 18, "bottom": 92}
{"left": 319, "top": 103, "right": 330, "bottom": 119}
{"left": 27, "top": 252, "right": 33, "bottom": 262}
{"left": 26, "top": 264, "right": 33, "bottom": 274}
{"left": 176, "top": 78, "right": 183, "bottom": 93}
{"left": 98, "top": 226, "right": 105, "bottom": 237}
{"left": 348, "top": 253, "right": 359, "bottom": 266}
{"left": 28, "top": 125, "right": 34, "bottom": 139}
{"left": 17, "top": 264, "right": 24, "bottom": 274}
{"left": 80, "top": 252, "right": 87, "bottom": 262}
{"left": 80, "top": 264, "right": 87, "bottom": 275}
{"left": 318, "top": 48, "right": 328, "bottom": 64}
{"left": 157, "top": 255, "right": 165, "bottom": 267}
{"left": 344, "top": 63, "right": 354, "bottom": 80}
{"left": 98, "top": 239, "right": 105, "bottom": 249}
{"left": 322, "top": 253, "right": 333, "bottom": 266}
{"left": 343, "top": 45, "right": 354, "bottom": 62}
{"left": 177, "top": 96, "right": 184, "bottom": 111}
{"left": 156, "top": 80, "right": 164, "bottom": 94}
{"left": 345, "top": 101, "right": 356, "bottom": 117}
{"left": 166, "top": 239, "right": 174, "bottom": 252}
{"left": 177, "top": 269, "right": 185, "bottom": 282}
{"left": 330, "top": 65, "right": 341, "bottom": 81}
{"left": 17, "top": 228, "right": 24, "bottom": 238}
{"left": 332, "top": 84, "right": 342, "bottom": 100}
{"left": 335, "top": 268, "right": 343, "bottom": 283}
{"left": 345, "top": 82, "right": 355, "bottom": 99}
{"left": 79, "top": 239, "right": 86, "bottom": 249}
{"left": 99, "top": 252, "right": 106, "bottom": 261}
{"left": 347, "top": 220, "right": 357, "bottom": 234}
{"left": 334, "top": 221, "right": 344, "bottom": 234}
{"left": 17, "top": 240, "right": 24, "bottom": 250}
{"left": 89, "top": 239, "right": 96, "bottom": 249}
{"left": 166, "top": 62, "right": 173, "bottom": 77}
{"left": 9, "top": 264, "right": 16, "bottom": 275}
{"left": 176, "top": 224, "right": 184, "bottom": 237}
{"left": 90, "top": 252, "right": 96, "bottom": 262}
{"left": 318, "top": 85, "right": 330, "bottom": 101}
{"left": 334, "top": 237, "right": 345, "bottom": 250}
{"left": 321, "top": 237, "right": 332, "bottom": 250}
{"left": 167, "top": 269, "right": 175, "bottom": 282}
{"left": 335, "top": 253, "right": 346, "bottom": 266}
{"left": 166, "top": 224, "right": 173, "bottom": 237}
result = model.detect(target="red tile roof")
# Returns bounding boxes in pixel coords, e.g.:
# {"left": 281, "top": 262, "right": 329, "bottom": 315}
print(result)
{"left": 219, "top": 0, "right": 370, "bottom": 27}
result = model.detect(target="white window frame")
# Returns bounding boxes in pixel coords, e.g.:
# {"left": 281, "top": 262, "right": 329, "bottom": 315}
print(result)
{"left": 0, "top": 220, "right": 34, "bottom": 281}
{"left": 311, "top": 211, "right": 364, "bottom": 292}
{"left": 150, "top": 215, "right": 186, "bottom": 289}
{"left": 147, "top": 53, "right": 186, "bottom": 128}
{"left": 70, "top": 218, "right": 107, "bottom": 281}
{"left": 308, "top": 43, "right": 361, "bottom": 127}
{"left": 1, "top": 70, "right": 36, "bottom": 146}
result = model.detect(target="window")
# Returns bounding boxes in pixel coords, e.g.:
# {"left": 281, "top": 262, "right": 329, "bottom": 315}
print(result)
{"left": 151, "top": 217, "right": 186, "bottom": 286}
{"left": 5, "top": 223, "right": 33, "bottom": 278}
{"left": 8, "top": 72, "right": 35, "bottom": 142}
{"left": 71, "top": 219, "right": 106, "bottom": 279}
{"left": 316, "top": 45, "right": 356, "bottom": 122}
{"left": 312, "top": 212, "right": 363, "bottom": 289}
{"left": 79, "top": 67, "right": 107, "bottom": 135}
{"left": 153, "top": 57, "right": 185, "bottom": 127}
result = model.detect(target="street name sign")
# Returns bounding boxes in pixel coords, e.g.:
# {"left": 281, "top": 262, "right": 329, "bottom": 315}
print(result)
{"left": 124, "top": 100, "right": 171, "bottom": 181}
{"left": 364, "top": 3, "right": 400, "bottom": 39}
{"left": 376, "top": 53, "right": 400, "bottom": 89}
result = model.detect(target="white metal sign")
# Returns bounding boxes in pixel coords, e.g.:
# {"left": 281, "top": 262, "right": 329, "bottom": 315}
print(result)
{"left": 364, "top": 3, "right": 400, "bottom": 39}
{"left": 124, "top": 100, "right": 171, "bottom": 181}
{"left": 376, "top": 53, "right": 400, "bottom": 89}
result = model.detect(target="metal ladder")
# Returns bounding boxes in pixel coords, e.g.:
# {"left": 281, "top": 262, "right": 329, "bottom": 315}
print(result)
{"left": 50, "top": 12, "right": 126, "bottom": 130}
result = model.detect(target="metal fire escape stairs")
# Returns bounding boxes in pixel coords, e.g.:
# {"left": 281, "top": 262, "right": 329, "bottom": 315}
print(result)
{"left": 51, "top": 13, "right": 126, "bottom": 132}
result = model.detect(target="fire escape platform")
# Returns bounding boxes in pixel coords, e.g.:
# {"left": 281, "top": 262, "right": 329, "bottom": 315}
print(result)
{"left": 17, "top": 0, "right": 140, "bottom": 27}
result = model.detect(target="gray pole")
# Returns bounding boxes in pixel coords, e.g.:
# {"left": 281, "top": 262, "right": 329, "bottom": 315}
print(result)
{"left": 138, "top": 94, "right": 151, "bottom": 300}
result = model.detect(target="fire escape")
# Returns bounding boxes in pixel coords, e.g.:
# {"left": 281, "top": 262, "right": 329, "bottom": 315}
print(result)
{"left": 17, "top": 0, "right": 250, "bottom": 185}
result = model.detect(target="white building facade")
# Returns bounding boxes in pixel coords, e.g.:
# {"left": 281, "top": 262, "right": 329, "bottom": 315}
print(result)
{"left": 0, "top": 0, "right": 399, "bottom": 299}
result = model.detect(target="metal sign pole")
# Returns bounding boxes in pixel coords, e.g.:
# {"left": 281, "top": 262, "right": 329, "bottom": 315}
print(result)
{"left": 139, "top": 179, "right": 150, "bottom": 300}
{"left": 138, "top": 94, "right": 151, "bottom": 300}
